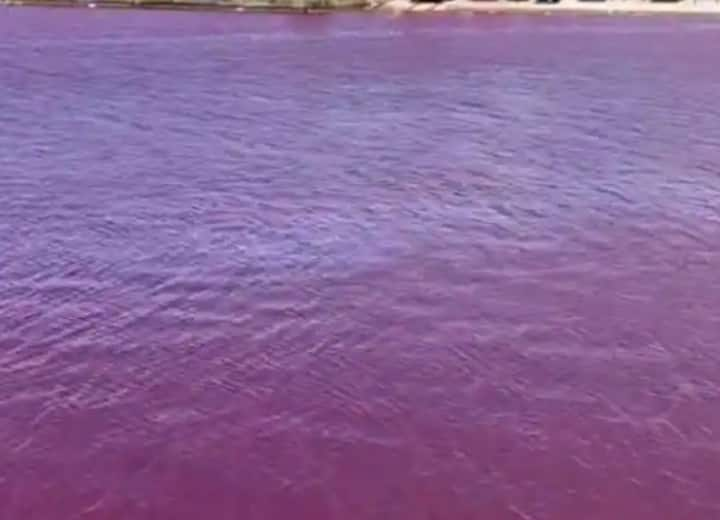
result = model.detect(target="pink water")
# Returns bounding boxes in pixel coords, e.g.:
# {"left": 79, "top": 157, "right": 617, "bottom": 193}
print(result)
{"left": 1, "top": 8, "right": 720, "bottom": 519}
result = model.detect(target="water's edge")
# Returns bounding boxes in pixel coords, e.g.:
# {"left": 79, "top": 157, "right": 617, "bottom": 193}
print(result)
{"left": 5, "top": 0, "right": 720, "bottom": 15}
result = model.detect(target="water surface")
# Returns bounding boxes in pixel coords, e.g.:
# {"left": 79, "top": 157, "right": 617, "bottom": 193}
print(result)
{"left": 1, "top": 8, "right": 720, "bottom": 520}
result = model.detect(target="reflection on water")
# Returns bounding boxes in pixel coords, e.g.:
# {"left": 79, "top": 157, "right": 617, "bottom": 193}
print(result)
{"left": 1, "top": 9, "right": 720, "bottom": 520}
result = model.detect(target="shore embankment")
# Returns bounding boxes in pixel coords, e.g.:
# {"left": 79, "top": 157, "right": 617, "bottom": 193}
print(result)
{"left": 4, "top": 0, "right": 720, "bottom": 17}
{"left": 378, "top": 0, "right": 720, "bottom": 15}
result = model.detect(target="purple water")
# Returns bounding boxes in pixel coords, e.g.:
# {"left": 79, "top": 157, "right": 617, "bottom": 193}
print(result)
{"left": 2, "top": 8, "right": 720, "bottom": 519}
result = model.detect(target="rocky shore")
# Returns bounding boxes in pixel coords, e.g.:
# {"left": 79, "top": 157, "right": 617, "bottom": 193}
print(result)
{"left": 4, "top": 0, "right": 720, "bottom": 15}
{"left": 1, "top": 0, "right": 366, "bottom": 10}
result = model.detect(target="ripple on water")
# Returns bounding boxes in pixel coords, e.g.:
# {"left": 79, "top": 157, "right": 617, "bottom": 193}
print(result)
{"left": 1, "top": 9, "right": 720, "bottom": 520}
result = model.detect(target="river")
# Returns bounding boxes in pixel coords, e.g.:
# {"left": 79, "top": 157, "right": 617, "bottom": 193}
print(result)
{"left": 1, "top": 8, "right": 720, "bottom": 519}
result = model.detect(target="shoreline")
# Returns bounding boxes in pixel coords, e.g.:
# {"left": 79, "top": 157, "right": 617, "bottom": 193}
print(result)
{"left": 379, "top": 0, "right": 720, "bottom": 15}
{"left": 4, "top": 0, "right": 720, "bottom": 15}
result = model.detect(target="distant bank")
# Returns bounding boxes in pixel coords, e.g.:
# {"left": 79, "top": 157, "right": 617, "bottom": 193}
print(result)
{"left": 4, "top": 0, "right": 720, "bottom": 14}
{"left": 381, "top": 0, "right": 720, "bottom": 15}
